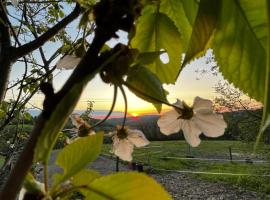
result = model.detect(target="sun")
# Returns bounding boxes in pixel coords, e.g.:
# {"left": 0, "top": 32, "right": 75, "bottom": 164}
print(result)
{"left": 131, "top": 113, "right": 139, "bottom": 117}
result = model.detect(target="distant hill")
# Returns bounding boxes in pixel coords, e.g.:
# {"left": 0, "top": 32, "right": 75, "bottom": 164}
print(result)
{"left": 28, "top": 108, "right": 269, "bottom": 143}
{"left": 102, "top": 115, "right": 184, "bottom": 141}
{"left": 28, "top": 109, "right": 125, "bottom": 118}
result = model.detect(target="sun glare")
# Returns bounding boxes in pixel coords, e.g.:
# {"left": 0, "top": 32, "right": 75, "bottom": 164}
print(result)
{"left": 131, "top": 113, "right": 139, "bottom": 117}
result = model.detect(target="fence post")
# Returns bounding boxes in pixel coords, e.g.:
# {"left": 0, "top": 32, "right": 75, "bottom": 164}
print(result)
{"left": 229, "top": 146, "right": 233, "bottom": 162}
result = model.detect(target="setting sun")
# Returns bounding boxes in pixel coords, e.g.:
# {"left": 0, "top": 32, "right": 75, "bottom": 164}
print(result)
{"left": 131, "top": 113, "right": 139, "bottom": 117}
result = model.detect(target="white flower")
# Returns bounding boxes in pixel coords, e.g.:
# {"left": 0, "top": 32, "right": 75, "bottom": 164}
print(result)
{"left": 157, "top": 96, "right": 227, "bottom": 147}
{"left": 110, "top": 127, "right": 150, "bottom": 161}
{"left": 56, "top": 55, "right": 81, "bottom": 70}
{"left": 70, "top": 114, "right": 95, "bottom": 137}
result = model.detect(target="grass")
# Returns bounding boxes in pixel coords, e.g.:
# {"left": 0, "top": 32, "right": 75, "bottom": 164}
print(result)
{"left": 102, "top": 140, "right": 270, "bottom": 198}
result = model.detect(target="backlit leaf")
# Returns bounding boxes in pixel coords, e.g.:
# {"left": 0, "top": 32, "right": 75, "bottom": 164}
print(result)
{"left": 126, "top": 65, "right": 168, "bottom": 113}
{"left": 131, "top": 6, "right": 182, "bottom": 84}
{"left": 160, "top": 0, "right": 198, "bottom": 49}
{"left": 82, "top": 172, "right": 172, "bottom": 200}
{"left": 52, "top": 133, "right": 103, "bottom": 187}
{"left": 182, "top": 0, "right": 267, "bottom": 103}
{"left": 72, "top": 169, "right": 101, "bottom": 187}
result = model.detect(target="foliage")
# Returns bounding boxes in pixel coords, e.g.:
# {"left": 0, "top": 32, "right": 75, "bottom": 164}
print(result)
{"left": 0, "top": 0, "right": 269, "bottom": 199}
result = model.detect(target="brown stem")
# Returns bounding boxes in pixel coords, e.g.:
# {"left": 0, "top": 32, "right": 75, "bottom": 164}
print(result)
{"left": 0, "top": 25, "right": 111, "bottom": 200}
{"left": 0, "top": 1, "right": 137, "bottom": 198}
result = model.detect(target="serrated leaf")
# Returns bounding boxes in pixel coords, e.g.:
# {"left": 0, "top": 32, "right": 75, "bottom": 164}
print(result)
{"left": 160, "top": 0, "right": 198, "bottom": 49}
{"left": 182, "top": 0, "right": 267, "bottom": 103}
{"left": 214, "top": 0, "right": 266, "bottom": 103}
{"left": 81, "top": 172, "right": 172, "bottom": 200}
{"left": 135, "top": 51, "right": 165, "bottom": 65}
{"left": 182, "top": 0, "right": 221, "bottom": 67}
{"left": 131, "top": 7, "right": 182, "bottom": 84}
{"left": 52, "top": 133, "right": 103, "bottom": 187}
{"left": 126, "top": 65, "right": 168, "bottom": 113}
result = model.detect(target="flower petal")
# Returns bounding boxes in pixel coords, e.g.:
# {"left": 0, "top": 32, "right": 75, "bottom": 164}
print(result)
{"left": 70, "top": 113, "right": 81, "bottom": 128}
{"left": 157, "top": 110, "right": 181, "bottom": 135}
{"left": 193, "top": 113, "right": 227, "bottom": 137}
{"left": 127, "top": 129, "right": 150, "bottom": 147}
{"left": 193, "top": 96, "right": 213, "bottom": 114}
{"left": 182, "top": 120, "right": 201, "bottom": 147}
{"left": 56, "top": 55, "right": 81, "bottom": 70}
{"left": 112, "top": 137, "right": 133, "bottom": 161}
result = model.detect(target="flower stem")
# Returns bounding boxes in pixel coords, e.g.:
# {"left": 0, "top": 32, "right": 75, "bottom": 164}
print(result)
{"left": 44, "top": 163, "right": 49, "bottom": 192}
{"left": 119, "top": 85, "right": 128, "bottom": 128}
{"left": 90, "top": 84, "right": 118, "bottom": 129}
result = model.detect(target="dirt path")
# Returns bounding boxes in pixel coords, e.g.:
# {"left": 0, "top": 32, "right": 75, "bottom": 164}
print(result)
{"left": 45, "top": 151, "right": 263, "bottom": 200}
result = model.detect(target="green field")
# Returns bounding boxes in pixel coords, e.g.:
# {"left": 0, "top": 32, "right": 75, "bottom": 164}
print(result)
{"left": 102, "top": 140, "right": 270, "bottom": 198}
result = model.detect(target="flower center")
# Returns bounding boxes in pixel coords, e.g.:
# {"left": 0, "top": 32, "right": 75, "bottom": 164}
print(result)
{"left": 176, "top": 101, "right": 194, "bottom": 120}
{"left": 117, "top": 128, "right": 128, "bottom": 139}
{"left": 78, "top": 123, "right": 92, "bottom": 137}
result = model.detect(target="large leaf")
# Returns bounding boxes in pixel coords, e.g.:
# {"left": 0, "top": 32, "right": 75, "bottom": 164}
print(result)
{"left": 183, "top": 0, "right": 267, "bottom": 103}
{"left": 131, "top": 6, "right": 183, "bottom": 84}
{"left": 52, "top": 133, "right": 103, "bottom": 187}
{"left": 160, "top": 0, "right": 198, "bottom": 49}
{"left": 135, "top": 51, "right": 165, "bottom": 65}
{"left": 126, "top": 65, "right": 168, "bottom": 113}
{"left": 72, "top": 169, "right": 101, "bottom": 187}
{"left": 182, "top": 0, "right": 221, "bottom": 66}
{"left": 81, "top": 172, "right": 172, "bottom": 200}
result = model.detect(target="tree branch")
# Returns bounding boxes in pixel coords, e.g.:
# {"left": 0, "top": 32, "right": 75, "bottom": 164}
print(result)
{"left": 0, "top": 2, "right": 13, "bottom": 102}
{"left": 14, "top": 3, "right": 81, "bottom": 60}
{"left": 0, "top": 1, "right": 136, "bottom": 198}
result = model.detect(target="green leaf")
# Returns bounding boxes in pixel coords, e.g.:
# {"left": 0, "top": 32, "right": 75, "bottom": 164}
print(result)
{"left": 24, "top": 112, "right": 32, "bottom": 121}
{"left": 135, "top": 51, "right": 165, "bottom": 65}
{"left": 182, "top": 0, "right": 267, "bottom": 103}
{"left": 182, "top": 0, "right": 221, "bottom": 66}
{"left": 160, "top": 0, "right": 198, "bottom": 49}
{"left": 81, "top": 172, "right": 172, "bottom": 200}
{"left": 126, "top": 65, "right": 168, "bottom": 113}
{"left": 34, "top": 82, "right": 84, "bottom": 163}
{"left": 131, "top": 6, "right": 183, "bottom": 84}
{"left": 72, "top": 169, "right": 101, "bottom": 187}
{"left": 23, "top": 173, "right": 45, "bottom": 195}
{"left": 52, "top": 133, "right": 103, "bottom": 187}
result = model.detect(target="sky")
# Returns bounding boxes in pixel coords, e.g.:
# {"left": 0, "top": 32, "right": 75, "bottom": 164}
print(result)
{"left": 6, "top": 8, "right": 226, "bottom": 117}
{"left": 9, "top": 49, "right": 223, "bottom": 116}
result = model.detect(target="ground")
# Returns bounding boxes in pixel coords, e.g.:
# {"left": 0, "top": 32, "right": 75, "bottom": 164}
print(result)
{"left": 45, "top": 151, "right": 263, "bottom": 200}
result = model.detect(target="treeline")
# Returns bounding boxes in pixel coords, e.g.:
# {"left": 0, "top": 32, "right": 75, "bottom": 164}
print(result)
{"left": 95, "top": 110, "right": 270, "bottom": 144}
